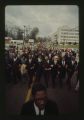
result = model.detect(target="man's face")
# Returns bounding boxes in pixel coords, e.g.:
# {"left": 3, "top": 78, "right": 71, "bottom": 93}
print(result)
{"left": 22, "top": 56, "right": 25, "bottom": 60}
{"left": 38, "top": 55, "right": 42, "bottom": 59}
{"left": 33, "top": 91, "right": 47, "bottom": 110}
{"left": 54, "top": 56, "right": 58, "bottom": 61}
{"left": 29, "top": 54, "right": 32, "bottom": 59}
{"left": 62, "top": 57, "right": 65, "bottom": 61}
{"left": 45, "top": 56, "right": 49, "bottom": 61}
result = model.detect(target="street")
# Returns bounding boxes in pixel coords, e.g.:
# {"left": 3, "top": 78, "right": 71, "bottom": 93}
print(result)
{"left": 6, "top": 72, "right": 79, "bottom": 115}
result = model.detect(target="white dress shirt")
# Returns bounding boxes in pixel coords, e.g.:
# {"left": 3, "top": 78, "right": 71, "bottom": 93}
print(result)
{"left": 29, "top": 59, "right": 32, "bottom": 63}
{"left": 72, "top": 60, "right": 75, "bottom": 65}
{"left": 47, "top": 60, "right": 49, "bottom": 64}
{"left": 62, "top": 60, "right": 65, "bottom": 66}
{"left": 14, "top": 57, "right": 17, "bottom": 62}
{"left": 34, "top": 102, "right": 45, "bottom": 116}
{"left": 54, "top": 60, "right": 57, "bottom": 65}
{"left": 38, "top": 58, "right": 42, "bottom": 63}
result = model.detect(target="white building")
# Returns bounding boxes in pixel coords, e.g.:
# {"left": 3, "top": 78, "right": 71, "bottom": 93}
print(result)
{"left": 5, "top": 37, "right": 13, "bottom": 47}
{"left": 28, "top": 39, "right": 34, "bottom": 50}
{"left": 51, "top": 26, "right": 79, "bottom": 44}
{"left": 9, "top": 40, "right": 24, "bottom": 50}
{"left": 51, "top": 32, "right": 58, "bottom": 43}
{"left": 10, "top": 40, "right": 23, "bottom": 46}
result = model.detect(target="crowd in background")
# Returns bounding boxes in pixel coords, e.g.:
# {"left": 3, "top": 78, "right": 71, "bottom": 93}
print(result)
{"left": 5, "top": 47, "right": 79, "bottom": 91}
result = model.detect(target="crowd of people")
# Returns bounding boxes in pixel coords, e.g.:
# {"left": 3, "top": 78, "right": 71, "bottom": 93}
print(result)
{"left": 5, "top": 47, "right": 79, "bottom": 91}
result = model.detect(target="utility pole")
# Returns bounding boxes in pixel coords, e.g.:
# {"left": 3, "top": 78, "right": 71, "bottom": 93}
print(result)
{"left": 23, "top": 25, "right": 26, "bottom": 45}
{"left": 28, "top": 25, "right": 31, "bottom": 33}
{"left": 27, "top": 25, "right": 31, "bottom": 38}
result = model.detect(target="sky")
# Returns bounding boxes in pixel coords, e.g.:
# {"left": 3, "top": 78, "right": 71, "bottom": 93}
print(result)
{"left": 5, "top": 5, "right": 79, "bottom": 37}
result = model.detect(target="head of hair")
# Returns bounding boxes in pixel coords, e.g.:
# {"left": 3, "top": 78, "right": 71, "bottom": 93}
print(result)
{"left": 32, "top": 83, "right": 46, "bottom": 96}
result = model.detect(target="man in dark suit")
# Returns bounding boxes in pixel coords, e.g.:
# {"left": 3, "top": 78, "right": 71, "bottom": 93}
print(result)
{"left": 19, "top": 55, "right": 28, "bottom": 83}
{"left": 71, "top": 56, "right": 78, "bottom": 73}
{"left": 57, "top": 56, "right": 66, "bottom": 88}
{"left": 61, "top": 56, "right": 66, "bottom": 79}
{"left": 12, "top": 54, "right": 21, "bottom": 84}
{"left": 51, "top": 55, "right": 59, "bottom": 88}
{"left": 5, "top": 52, "right": 13, "bottom": 83}
{"left": 26, "top": 54, "right": 36, "bottom": 88}
{"left": 35, "top": 54, "right": 43, "bottom": 84}
{"left": 43, "top": 55, "right": 52, "bottom": 88}
{"left": 21, "top": 83, "right": 59, "bottom": 116}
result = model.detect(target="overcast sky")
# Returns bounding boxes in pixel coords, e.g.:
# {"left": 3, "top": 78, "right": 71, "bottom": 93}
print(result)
{"left": 5, "top": 5, "right": 79, "bottom": 37}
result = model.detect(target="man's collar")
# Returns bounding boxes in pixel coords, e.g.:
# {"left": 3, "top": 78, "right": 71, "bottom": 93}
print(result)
{"left": 34, "top": 102, "right": 45, "bottom": 115}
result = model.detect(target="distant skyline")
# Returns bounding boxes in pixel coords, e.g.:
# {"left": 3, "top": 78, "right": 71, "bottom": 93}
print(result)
{"left": 5, "top": 5, "right": 79, "bottom": 37}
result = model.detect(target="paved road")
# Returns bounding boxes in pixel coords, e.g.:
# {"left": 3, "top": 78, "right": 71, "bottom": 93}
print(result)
{"left": 6, "top": 72, "right": 79, "bottom": 115}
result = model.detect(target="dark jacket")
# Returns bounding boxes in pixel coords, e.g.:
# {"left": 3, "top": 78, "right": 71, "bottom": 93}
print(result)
{"left": 43, "top": 60, "right": 52, "bottom": 72}
{"left": 21, "top": 100, "right": 59, "bottom": 116}
{"left": 26, "top": 58, "right": 35, "bottom": 73}
{"left": 35, "top": 58, "right": 43, "bottom": 72}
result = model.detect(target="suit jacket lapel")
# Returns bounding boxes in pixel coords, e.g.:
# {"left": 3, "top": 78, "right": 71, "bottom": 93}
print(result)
{"left": 32, "top": 103, "right": 36, "bottom": 115}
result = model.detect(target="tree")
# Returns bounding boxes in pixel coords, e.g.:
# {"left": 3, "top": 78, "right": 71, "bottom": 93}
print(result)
{"left": 5, "top": 30, "right": 8, "bottom": 37}
{"left": 16, "top": 28, "right": 23, "bottom": 40}
{"left": 29, "top": 27, "right": 39, "bottom": 42}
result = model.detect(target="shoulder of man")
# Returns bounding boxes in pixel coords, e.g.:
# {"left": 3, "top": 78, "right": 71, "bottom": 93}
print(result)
{"left": 21, "top": 101, "right": 34, "bottom": 115}
{"left": 45, "top": 100, "right": 59, "bottom": 115}
{"left": 46, "top": 100, "right": 58, "bottom": 107}
{"left": 22, "top": 100, "right": 33, "bottom": 107}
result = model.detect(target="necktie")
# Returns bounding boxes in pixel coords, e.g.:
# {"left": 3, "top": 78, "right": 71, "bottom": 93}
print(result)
{"left": 39, "top": 110, "right": 41, "bottom": 116}
{"left": 62, "top": 61, "right": 65, "bottom": 66}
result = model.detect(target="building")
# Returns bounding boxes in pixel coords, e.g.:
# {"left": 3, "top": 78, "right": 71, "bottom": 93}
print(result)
{"left": 5, "top": 37, "right": 13, "bottom": 47}
{"left": 9, "top": 40, "right": 24, "bottom": 50}
{"left": 10, "top": 40, "right": 23, "bottom": 46}
{"left": 51, "top": 33, "right": 58, "bottom": 43}
{"left": 28, "top": 39, "right": 34, "bottom": 50}
{"left": 51, "top": 26, "right": 79, "bottom": 44}
{"left": 5, "top": 37, "right": 13, "bottom": 44}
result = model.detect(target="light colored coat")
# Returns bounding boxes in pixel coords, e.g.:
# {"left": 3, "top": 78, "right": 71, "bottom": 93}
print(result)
{"left": 20, "top": 64, "right": 27, "bottom": 75}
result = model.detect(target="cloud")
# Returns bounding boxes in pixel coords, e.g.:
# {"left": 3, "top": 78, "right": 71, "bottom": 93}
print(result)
{"left": 5, "top": 5, "right": 79, "bottom": 37}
